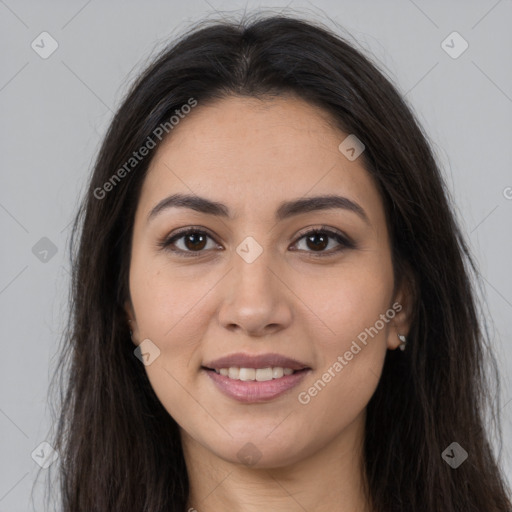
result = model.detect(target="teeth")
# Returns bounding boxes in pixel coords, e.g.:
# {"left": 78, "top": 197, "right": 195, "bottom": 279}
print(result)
{"left": 272, "top": 367, "right": 284, "bottom": 378}
{"left": 213, "top": 366, "right": 300, "bottom": 381}
{"left": 255, "top": 367, "right": 273, "bottom": 381}
{"left": 239, "top": 368, "right": 256, "bottom": 381}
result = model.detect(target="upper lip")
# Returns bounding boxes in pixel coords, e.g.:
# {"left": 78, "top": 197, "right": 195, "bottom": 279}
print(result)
{"left": 203, "top": 352, "right": 310, "bottom": 370}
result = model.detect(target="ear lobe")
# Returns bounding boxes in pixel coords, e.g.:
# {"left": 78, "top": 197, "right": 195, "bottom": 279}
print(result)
{"left": 386, "top": 307, "right": 410, "bottom": 350}
{"left": 124, "top": 300, "right": 139, "bottom": 346}
{"left": 387, "top": 272, "right": 415, "bottom": 350}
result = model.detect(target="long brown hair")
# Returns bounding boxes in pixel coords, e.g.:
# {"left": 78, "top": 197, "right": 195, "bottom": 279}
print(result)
{"left": 42, "top": 13, "right": 511, "bottom": 511}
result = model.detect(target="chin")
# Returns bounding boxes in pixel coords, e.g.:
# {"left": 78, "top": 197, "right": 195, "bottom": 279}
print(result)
{"left": 204, "top": 434, "right": 310, "bottom": 469}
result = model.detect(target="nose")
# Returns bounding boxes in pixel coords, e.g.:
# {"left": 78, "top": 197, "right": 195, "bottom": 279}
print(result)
{"left": 217, "top": 247, "right": 293, "bottom": 338}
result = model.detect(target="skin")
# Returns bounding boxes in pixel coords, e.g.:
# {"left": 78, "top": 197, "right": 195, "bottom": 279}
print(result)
{"left": 125, "top": 94, "right": 411, "bottom": 512}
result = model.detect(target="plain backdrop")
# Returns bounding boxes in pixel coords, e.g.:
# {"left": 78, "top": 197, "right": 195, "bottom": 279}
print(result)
{"left": 0, "top": 0, "right": 511, "bottom": 510}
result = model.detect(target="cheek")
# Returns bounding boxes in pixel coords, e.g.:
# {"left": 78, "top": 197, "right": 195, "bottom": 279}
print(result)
{"left": 129, "top": 256, "right": 214, "bottom": 342}
{"left": 294, "top": 252, "right": 393, "bottom": 405}
{"left": 129, "top": 256, "right": 220, "bottom": 397}
{"left": 295, "top": 278, "right": 393, "bottom": 437}
{"left": 295, "top": 353, "right": 382, "bottom": 455}
{"left": 132, "top": 268, "right": 210, "bottom": 427}
{"left": 297, "top": 249, "right": 394, "bottom": 346}
{"left": 327, "top": 276, "right": 393, "bottom": 343}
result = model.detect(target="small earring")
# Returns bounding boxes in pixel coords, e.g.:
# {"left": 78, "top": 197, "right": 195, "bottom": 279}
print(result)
{"left": 398, "top": 333, "right": 407, "bottom": 351}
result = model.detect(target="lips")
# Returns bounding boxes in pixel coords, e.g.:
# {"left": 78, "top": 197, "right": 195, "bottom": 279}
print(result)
{"left": 203, "top": 352, "right": 310, "bottom": 371}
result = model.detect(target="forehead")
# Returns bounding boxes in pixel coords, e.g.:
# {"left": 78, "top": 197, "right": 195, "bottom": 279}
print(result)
{"left": 137, "top": 95, "right": 385, "bottom": 227}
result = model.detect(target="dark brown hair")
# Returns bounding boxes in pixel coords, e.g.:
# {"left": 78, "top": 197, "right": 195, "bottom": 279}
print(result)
{"left": 42, "top": 12, "right": 511, "bottom": 511}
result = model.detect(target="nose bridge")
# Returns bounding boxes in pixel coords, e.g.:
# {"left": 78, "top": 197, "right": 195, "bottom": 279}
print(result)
{"left": 218, "top": 233, "right": 292, "bottom": 335}
{"left": 231, "top": 235, "right": 277, "bottom": 302}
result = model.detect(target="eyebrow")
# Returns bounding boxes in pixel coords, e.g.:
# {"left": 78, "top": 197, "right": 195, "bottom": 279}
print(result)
{"left": 147, "top": 193, "right": 370, "bottom": 225}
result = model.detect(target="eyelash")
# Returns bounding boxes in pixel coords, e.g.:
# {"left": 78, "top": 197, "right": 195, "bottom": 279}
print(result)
{"left": 157, "top": 225, "right": 355, "bottom": 258}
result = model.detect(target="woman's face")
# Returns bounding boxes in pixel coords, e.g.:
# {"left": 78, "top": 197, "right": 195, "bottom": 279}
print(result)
{"left": 126, "top": 94, "right": 410, "bottom": 468}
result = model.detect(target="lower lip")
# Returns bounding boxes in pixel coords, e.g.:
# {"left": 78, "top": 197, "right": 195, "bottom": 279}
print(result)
{"left": 203, "top": 368, "right": 310, "bottom": 403}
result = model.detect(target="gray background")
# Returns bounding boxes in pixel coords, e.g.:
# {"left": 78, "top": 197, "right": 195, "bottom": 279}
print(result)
{"left": 1, "top": 0, "right": 511, "bottom": 510}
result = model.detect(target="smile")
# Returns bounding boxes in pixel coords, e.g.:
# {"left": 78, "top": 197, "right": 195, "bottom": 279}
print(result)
{"left": 212, "top": 366, "right": 297, "bottom": 381}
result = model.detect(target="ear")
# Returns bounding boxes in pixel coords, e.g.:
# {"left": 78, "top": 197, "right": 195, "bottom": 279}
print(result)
{"left": 386, "top": 271, "right": 415, "bottom": 351}
{"left": 124, "top": 299, "right": 140, "bottom": 346}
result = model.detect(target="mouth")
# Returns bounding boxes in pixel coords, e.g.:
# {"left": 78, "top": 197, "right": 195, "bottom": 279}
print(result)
{"left": 201, "top": 353, "right": 311, "bottom": 403}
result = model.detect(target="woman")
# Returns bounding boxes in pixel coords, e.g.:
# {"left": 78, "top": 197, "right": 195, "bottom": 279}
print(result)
{"left": 45, "top": 13, "right": 511, "bottom": 512}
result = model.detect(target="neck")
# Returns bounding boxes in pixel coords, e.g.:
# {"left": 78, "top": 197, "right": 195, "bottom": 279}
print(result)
{"left": 182, "top": 412, "right": 370, "bottom": 512}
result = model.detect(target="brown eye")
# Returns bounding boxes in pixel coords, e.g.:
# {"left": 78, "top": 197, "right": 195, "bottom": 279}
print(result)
{"left": 181, "top": 231, "right": 208, "bottom": 251}
{"left": 160, "top": 228, "right": 219, "bottom": 256}
{"left": 304, "top": 232, "right": 329, "bottom": 251}
{"left": 292, "top": 227, "right": 354, "bottom": 255}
